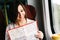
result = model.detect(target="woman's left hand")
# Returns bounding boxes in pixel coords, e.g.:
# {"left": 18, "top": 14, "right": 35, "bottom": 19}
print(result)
{"left": 35, "top": 31, "right": 44, "bottom": 39}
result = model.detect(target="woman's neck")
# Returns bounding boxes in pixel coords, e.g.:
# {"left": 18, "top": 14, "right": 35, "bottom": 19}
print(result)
{"left": 20, "top": 18, "right": 26, "bottom": 24}
{"left": 15, "top": 18, "right": 27, "bottom": 27}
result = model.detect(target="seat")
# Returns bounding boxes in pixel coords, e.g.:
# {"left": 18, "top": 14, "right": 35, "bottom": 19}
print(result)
{"left": 0, "top": 10, "right": 6, "bottom": 40}
{"left": 25, "top": 5, "right": 36, "bottom": 20}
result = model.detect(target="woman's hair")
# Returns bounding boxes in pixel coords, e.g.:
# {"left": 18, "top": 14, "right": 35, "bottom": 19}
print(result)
{"left": 8, "top": 1, "right": 27, "bottom": 23}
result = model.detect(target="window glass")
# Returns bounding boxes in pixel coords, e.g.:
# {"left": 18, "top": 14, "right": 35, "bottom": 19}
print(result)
{"left": 51, "top": 0, "right": 60, "bottom": 33}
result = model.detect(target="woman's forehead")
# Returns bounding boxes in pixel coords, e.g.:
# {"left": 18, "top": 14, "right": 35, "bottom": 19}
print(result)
{"left": 18, "top": 5, "right": 23, "bottom": 9}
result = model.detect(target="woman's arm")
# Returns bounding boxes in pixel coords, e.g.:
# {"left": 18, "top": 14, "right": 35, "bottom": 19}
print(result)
{"left": 5, "top": 31, "right": 10, "bottom": 40}
{"left": 5, "top": 25, "right": 11, "bottom": 40}
{"left": 35, "top": 21, "right": 44, "bottom": 39}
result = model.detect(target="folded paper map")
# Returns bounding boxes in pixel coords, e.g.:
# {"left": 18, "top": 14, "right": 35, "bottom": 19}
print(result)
{"left": 8, "top": 21, "right": 39, "bottom": 40}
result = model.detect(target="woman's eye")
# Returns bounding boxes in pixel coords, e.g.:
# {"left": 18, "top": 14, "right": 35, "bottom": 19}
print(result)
{"left": 21, "top": 10, "right": 23, "bottom": 12}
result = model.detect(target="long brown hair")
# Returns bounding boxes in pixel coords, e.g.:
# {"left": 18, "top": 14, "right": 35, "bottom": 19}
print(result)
{"left": 7, "top": 1, "right": 27, "bottom": 23}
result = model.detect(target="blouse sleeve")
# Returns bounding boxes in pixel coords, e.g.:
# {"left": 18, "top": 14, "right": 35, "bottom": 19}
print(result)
{"left": 36, "top": 20, "right": 39, "bottom": 31}
{"left": 5, "top": 25, "right": 11, "bottom": 40}
{"left": 5, "top": 31, "right": 9, "bottom": 40}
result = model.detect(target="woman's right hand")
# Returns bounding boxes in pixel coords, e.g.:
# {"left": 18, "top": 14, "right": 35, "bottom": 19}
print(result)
{"left": 35, "top": 31, "right": 44, "bottom": 39}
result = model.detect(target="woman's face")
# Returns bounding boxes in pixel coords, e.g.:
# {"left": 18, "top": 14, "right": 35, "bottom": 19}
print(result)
{"left": 17, "top": 5, "right": 25, "bottom": 21}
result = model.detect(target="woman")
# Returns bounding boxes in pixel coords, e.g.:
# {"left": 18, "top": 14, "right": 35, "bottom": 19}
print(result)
{"left": 5, "top": 1, "right": 43, "bottom": 40}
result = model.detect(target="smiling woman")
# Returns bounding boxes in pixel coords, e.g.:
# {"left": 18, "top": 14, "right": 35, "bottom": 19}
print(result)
{"left": 5, "top": 0, "right": 44, "bottom": 40}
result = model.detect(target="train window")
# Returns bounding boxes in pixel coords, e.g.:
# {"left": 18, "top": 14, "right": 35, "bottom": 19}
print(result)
{"left": 51, "top": 0, "right": 60, "bottom": 33}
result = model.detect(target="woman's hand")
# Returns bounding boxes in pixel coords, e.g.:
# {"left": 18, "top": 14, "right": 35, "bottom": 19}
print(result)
{"left": 35, "top": 31, "right": 44, "bottom": 39}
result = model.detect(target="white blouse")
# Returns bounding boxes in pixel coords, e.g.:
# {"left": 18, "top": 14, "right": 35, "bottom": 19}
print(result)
{"left": 5, "top": 18, "right": 35, "bottom": 40}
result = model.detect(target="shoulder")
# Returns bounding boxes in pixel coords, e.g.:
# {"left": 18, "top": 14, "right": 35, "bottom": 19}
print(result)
{"left": 6, "top": 23, "right": 14, "bottom": 31}
{"left": 27, "top": 18, "right": 35, "bottom": 23}
{"left": 27, "top": 18, "right": 38, "bottom": 25}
